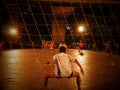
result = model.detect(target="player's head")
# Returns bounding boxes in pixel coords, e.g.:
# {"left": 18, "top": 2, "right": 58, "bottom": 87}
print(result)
{"left": 59, "top": 46, "right": 66, "bottom": 53}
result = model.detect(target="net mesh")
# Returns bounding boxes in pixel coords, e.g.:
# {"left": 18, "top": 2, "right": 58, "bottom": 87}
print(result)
{"left": 0, "top": 0, "right": 120, "bottom": 89}
{"left": 1, "top": 0, "right": 120, "bottom": 52}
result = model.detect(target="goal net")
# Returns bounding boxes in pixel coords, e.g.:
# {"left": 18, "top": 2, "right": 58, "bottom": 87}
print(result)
{"left": 1, "top": 0, "right": 120, "bottom": 52}
{"left": 0, "top": 0, "right": 120, "bottom": 90}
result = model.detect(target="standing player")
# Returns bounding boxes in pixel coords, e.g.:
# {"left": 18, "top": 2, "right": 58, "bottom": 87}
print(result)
{"left": 102, "top": 41, "right": 115, "bottom": 66}
{"left": 49, "top": 41, "right": 54, "bottom": 50}
{"left": 79, "top": 41, "right": 84, "bottom": 56}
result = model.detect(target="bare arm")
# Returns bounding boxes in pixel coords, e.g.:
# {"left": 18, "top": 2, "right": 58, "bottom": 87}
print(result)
{"left": 43, "top": 58, "right": 55, "bottom": 69}
{"left": 74, "top": 59, "right": 84, "bottom": 75}
{"left": 48, "top": 58, "right": 55, "bottom": 63}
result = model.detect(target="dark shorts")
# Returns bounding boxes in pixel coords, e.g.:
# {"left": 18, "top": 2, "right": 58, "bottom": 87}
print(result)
{"left": 56, "top": 72, "right": 73, "bottom": 79}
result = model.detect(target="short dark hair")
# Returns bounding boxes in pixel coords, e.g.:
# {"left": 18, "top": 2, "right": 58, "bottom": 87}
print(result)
{"left": 59, "top": 46, "right": 66, "bottom": 53}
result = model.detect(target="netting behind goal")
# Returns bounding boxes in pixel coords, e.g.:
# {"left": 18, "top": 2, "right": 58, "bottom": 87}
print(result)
{"left": 0, "top": 0, "right": 120, "bottom": 90}
{"left": 1, "top": 0, "right": 120, "bottom": 52}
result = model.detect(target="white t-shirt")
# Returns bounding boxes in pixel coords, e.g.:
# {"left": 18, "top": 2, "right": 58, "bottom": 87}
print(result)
{"left": 53, "top": 53, "right": 75, "bottom": 77}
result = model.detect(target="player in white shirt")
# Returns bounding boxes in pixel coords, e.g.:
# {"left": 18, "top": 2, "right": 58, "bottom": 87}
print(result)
{"left": 43, "top": 46, "right": 84, "bottom": 90}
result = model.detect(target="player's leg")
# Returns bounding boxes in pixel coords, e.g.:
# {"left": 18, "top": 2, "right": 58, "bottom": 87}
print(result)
{"left": 43, "top": 72, "right": 56, "bottom": 90}
{"left": 72, "top": 71, "right": 81, "bottom": 90}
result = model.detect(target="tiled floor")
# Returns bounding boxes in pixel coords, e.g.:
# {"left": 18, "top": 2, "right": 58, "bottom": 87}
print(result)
{"left": 0, "top": 49, "right": 120, "bottom": 90}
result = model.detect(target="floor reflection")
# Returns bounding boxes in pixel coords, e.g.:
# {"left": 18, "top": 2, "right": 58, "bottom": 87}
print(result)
{"left": 0, "top": 49, "right": 120, "bottom": 90}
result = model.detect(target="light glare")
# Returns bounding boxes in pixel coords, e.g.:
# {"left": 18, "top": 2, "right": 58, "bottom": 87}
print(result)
{"left": 9, "top": 28, "right": 18, "bottom": 35}
{"left": 78, "top": 26, "right": 84, "bottom": 32}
